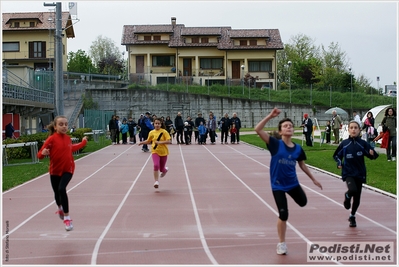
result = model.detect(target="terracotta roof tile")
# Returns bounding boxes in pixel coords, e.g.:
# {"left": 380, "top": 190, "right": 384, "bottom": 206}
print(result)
{"left": 122, "top": 21, "right": 284, "bottom": 50}
{"left": 2, "top": 12, "right": 75, "bottom": 38}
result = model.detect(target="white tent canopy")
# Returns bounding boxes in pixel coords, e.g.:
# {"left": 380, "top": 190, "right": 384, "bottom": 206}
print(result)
{"left": 362, "top": 104, "right": 392, "bottom": 126}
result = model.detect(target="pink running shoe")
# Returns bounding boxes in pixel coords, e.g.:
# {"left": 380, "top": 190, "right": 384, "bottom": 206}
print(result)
{"left": 55, "top": 209, "right": 64, "bottom": 220}
{"left": 64, "top": 219, "right": 73, "bottom": 231}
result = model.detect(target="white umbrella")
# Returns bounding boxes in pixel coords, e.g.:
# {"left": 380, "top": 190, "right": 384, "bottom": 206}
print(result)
{"left": 325, "top": 107, "right": 348, "bottom": 117}
{"left": 362, "top": 104, "right": 391, "bottom": 125}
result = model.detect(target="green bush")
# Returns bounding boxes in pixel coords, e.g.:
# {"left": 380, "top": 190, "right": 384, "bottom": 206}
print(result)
{"left": 2, "top": 128, "right": 92, "bottom": 160}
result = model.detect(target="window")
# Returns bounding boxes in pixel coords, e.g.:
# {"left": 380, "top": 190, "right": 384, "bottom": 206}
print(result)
{"left": 152, "top": 55, "right": 175, "bottom": 67}
{"left": 13, "top": 22, "right": 20, "bottom": 28}
{"left": 29, "top": 41, "right": 46, "bottom": 58}
{"left": 30, "top": 22, "right": 35, "bottom": 27}
{"left": 240, "top": 40, "right": 247, "bottom": 46}
{"left": 249, "top": 40, "right": 257, "bottom": 46}
{"left": 2, "top": 42, "right": 20, "bottom": 52}
{"left": 201, "top": 37, "right": 209, "bottom": 43}
{"left": 153, "top": 35, "right": 161, "bottom": 41}
{"left": 248, "top": 61, "right": 272, "bottom": 72}
{"left": 144, "top": 36, "right": 151, "bottom": 41}
{"left": 192, "top": 37, "right": 199, "bottom": 43}
{"left": 200, "top": 58, "right": 223, "bottom": 69}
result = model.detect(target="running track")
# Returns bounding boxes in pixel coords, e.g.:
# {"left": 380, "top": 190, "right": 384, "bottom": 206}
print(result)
{"left": 2, "top": 140, "right": 397, "bottom": 265}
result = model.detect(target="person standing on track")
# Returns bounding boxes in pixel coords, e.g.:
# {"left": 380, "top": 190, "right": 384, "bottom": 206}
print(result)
{"left": 333, "top": 120, "right": 379, "bottom": 227}
{"left": 255, "top": 107, "right": 323, "bottom": 255}
{"left": 140, "top": 112, "right": 154, "bottom": 152}
{"left": 37, "top": 116, "right": 88, "bottom": 231}
{"left": 138, "top": 117, "right": 171, "bottom": 189}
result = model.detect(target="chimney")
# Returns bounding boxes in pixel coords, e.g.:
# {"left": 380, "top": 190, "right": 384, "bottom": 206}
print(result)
{"left": 171, "top": 17, "right": 176, "bottom": 26}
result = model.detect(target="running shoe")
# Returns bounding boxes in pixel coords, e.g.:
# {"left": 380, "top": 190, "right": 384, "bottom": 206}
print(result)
{"left": 276, "top": 242, "right": 287, "bottom": 255}
{"left": 348, "top": 216, "right": 356, "bottom": 227}
{"left": 343, "top": 193, "right": 351, "bottom": 210}
{"left": 154, "top": 181, "right": 159, "bottom": 188}
{"left": 64, "top": 219, "right": 73, "bottom": 231}
{"left": 160, "top": 167, "right": 169, "bottom": 178}
{"left": 55, "top": 209, "right": 64, "bottom": 220}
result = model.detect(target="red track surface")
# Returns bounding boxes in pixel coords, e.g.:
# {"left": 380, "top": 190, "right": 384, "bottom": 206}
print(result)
{"left": 2, "top": 141, "right": 397, "bottom": 265}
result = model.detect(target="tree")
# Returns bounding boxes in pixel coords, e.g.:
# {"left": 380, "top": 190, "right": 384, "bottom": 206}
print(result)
{"left": 277, "top": 34, "right": 321, "bottom": 88}
{"left": 67, "top": 49, "right": 96, "bottom": 73}
{"left": 89, "top": 35, "right": 122, "bottom": 75}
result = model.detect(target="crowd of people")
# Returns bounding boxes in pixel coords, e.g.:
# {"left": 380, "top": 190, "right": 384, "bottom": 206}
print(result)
{"left": 301, "top": 108, "right": 396, "bottom": 163}
{"left": 108, "top": 111, "right": 242, "bottom": 147}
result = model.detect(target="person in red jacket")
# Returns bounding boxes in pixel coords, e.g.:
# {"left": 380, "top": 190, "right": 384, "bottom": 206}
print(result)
{"left": 37, "top": 116, "right": 88, "bottom": 231}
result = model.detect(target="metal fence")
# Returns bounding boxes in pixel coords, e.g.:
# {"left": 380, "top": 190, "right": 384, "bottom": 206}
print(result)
{"left": 83, "top": 109, "right": 114, "bottom": 133}
{"left": 2, "top": 83, "right": 54, "bottom": 104}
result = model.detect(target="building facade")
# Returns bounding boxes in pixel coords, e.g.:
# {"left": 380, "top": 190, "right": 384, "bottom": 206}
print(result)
{"left": 2, "top": 11, "right": 74, "bottom": 71}
{"left": 122, "top": 17, "right": 284, "bottom": 89}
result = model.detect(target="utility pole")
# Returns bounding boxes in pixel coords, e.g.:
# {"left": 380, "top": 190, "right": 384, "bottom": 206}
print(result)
{"left": 44, "top": 2, "right": 63, "bottom": 116}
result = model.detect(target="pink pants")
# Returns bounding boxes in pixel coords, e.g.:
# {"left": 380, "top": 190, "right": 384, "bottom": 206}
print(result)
{"left": 151, "top": 153, "right": 168, "bottom": 172}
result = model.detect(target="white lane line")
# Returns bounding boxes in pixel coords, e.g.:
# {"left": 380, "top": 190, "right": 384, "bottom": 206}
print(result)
{"left": 228, "top": 145, "right": 397, "bottom": 234}
{"left": 90, "top": 154, "right": 152, "bottom": 265}
{"left": 2, "top": 146, "right": 111, "bottom": 194}
{"left": 2, "top": 146, "right": 135, "bottom": 239}
{"left": 203, "top": 145, "right": 342, "bottom": 264}
{"left": 178, "top": 145, "right": 218, "bottom": 265}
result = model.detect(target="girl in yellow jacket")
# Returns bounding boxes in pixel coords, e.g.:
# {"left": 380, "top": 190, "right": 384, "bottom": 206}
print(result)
{"left": 139, "top": 117, "right": 171, "bottom": 188}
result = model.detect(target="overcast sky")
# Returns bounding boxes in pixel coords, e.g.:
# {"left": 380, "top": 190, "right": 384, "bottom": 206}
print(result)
{"left": 2, "top": 1, "right": 398, "bottom": 89}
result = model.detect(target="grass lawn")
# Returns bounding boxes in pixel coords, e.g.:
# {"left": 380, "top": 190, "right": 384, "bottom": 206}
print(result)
{"left": 2, "top": 137, "right": 112, "bottom": 191}
{"left": 240, "top": 134, "right": 397, "bottom": 195}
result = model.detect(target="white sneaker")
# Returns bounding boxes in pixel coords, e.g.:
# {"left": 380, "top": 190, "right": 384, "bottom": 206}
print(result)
{"left": 392, "top": 157, "right": 396, "bottom": 161}
{"left": 154, "top": 181, "right": 159, "bottom": 188}
{"left": 64, "top": 219, "right": 73, "bottom": 231}
{"left": 160, "top": 167, "right": 169, "bottom": 178}
{"left": 276, "top": 242, "right": 287, "bottom": 255}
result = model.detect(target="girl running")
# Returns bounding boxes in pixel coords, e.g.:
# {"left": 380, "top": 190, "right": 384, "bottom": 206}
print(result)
{"left": 139, "top": 117, "right": 171, "bottom": 189}
{"left": 37, "top": 116, "right": 88, "bottom": 231}
{"left": 255, "top": 107, "right": 323, "bottom": 255}
{"left": 333, "top": 120, "right": 379, "bottom": 227}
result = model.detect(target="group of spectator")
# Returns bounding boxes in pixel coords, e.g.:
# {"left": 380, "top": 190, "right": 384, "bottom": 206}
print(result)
{"left": 109, "top": 111, "right": 242, "bottom": 147}
{"left": 302, "top": 107, "right": 397, "bottom": 161}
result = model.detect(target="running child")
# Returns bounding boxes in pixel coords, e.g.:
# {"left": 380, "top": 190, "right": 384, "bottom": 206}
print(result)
{"left": 37, "top": 116, "right": 88, "bottom": 231}
{"left": 254, "top": 108, "right": 323, "bottom": 255}
{"left": 138, "top": 117, "right": 171, "bottom": 189}
{"left": 333, "top": 120, "right": 379, "bottom": 227}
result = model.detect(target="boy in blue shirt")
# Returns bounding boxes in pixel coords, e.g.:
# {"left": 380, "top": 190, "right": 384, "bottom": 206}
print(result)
{"left": 255, "top": 107, "right": 323, "bottom": 255}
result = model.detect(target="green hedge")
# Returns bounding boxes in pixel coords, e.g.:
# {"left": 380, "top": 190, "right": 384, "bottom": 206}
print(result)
{"left": 2, "top": 128, "right": 93, "bottom": 160}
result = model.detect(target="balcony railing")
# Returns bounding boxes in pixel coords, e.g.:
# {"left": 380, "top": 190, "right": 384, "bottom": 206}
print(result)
{"left": 2, "top": 83, "right": 54, "bottom": 104}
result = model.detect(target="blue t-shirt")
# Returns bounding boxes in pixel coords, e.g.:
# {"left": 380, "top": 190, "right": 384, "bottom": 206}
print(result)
{"left": 267, "top": 137, "right": 306, "bottom": 191}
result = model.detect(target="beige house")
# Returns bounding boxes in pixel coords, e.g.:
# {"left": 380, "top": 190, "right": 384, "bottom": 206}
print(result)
{"left": 2, "top": 11, "right": 75, "bottom": 72}
{"left": 122, "top": 17, "right": 284, "bottom": 89}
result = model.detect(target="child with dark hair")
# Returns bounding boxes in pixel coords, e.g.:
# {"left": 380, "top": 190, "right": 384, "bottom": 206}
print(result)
{"left": 255, "top": 108, "right": 323, "bottom": 255}
{"left": 381, "top": 107, "right": 397, "bottom": 161}
{"left": 333, "top": 120, "right": 379, "bottom": 227}
{"left": 138, "top": 118, "right": 171, "bottom": 189}
{"left": 37, "top": 116, "right": 88, "bottom": 231}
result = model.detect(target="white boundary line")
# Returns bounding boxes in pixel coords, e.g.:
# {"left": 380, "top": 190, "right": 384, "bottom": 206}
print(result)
{"left": 241, "top": 141, "right": 397, "bottom": 199}
{"left": 229, "top": 144, "right": 396, "bottom": 234}
{"left": 178, "top": 145, "right": 219, "bottom": 265}
{"left": 2, "top": 145, "right": 135, "bottom": 239}
{"left": 90, "top": 154, "right": 152, "bottom": 265}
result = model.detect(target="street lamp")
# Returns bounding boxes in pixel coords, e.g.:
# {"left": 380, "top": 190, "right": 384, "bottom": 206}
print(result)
{"left": 349, "top": 67, "right": 353, "bottom": 112}
{"left": 288, "top": 61, "right": 292, "bottom": 103}
{"left": 375, "top": 76, "right": 379, "bottom": 105}
{"left": 241, "top": 65, "right": 245, "bottom": 95}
